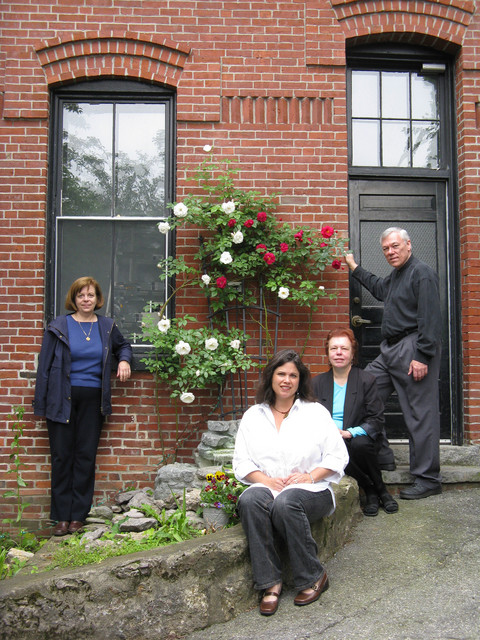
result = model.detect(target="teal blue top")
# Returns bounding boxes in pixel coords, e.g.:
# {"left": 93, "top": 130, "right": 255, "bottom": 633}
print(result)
{"left": 333, "top": 381, "right": 367, "bottom": 438}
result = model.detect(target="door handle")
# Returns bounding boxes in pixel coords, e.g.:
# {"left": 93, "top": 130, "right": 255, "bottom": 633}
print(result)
{"left": 351, "top": 315, "right": 372, "bottom": 327}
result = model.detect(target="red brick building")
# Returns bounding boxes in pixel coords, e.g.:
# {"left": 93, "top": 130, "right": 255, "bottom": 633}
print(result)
{"left": 1, "top": 0, "right": 478, "bottom": 529}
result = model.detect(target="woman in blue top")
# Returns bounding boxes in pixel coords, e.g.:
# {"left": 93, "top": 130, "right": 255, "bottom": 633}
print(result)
{"left": 312, "top": 328, "right": 398, "bottom": 517}
{"left": 33, "top": 277, "right": 132, "bottom": 536}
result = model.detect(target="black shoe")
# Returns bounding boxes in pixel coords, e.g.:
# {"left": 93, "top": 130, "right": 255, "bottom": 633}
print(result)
{"left": 400, "top": 483, "right": 442, "bottom": 500}
{"left": 378, "top": 461, "right": 396, "bottom": 471}
{"left": 363, "top": 493, "right": 379, "bottom": 517}
{"left": 379, "top": 491, "right": 399, "bottom": 513}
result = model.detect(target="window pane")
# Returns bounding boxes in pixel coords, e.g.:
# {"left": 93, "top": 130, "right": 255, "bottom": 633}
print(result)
{"left": 115, "top": 104, "right": 167, "bottom": 216}
{"left": 382, "top": 121, "right": 410, "bottom": 167}
{"left": 352, "top": 71, "right": 379, "bottom": 118}
{"left": 62, "top": 103, "right": 113, "bottom": 216}
{"left": 412, "top": 122, "right": 439, "bottom": 168}
{"left": 411, "top": 74, "right": 438, "bottom": 119}
{"left": 382, "top": 72, "right": 409, "bottom": 119}
{"left": 56, "top": 219, "right": 166, "bottom": 342}
{"left": 352, "top": 120, "right": 380, "bottom": 166}
{"left": 113, "top": 221, "right": 167, "bottom": 342}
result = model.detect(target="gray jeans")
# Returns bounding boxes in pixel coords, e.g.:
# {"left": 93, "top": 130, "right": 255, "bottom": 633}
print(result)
{"left": 237, "top": 486, "right": 333, "bottom": 592}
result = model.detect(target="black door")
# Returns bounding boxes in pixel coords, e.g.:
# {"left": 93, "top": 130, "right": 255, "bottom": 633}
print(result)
{"left": 348, "top": 178, "right": 451, "bottom": 440}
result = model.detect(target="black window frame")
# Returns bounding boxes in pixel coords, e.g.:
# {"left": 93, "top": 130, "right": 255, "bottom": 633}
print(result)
{"left": 46, "top": 78, "right": 176, "bottom": 367}
{"left": 347, "top": 43, "right": 453, "bottom": 180}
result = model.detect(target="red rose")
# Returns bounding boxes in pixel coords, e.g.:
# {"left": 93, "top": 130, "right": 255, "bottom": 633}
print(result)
{"left": 294, "top": 230, "right": 304, "bottom": 241}
{"left": 227, "top": 218, "right": 236, "bottom": 228}
{"left": 321, "top": 225, "right": 334, "bottom": 238}
{"left": 263, "top": 252, "right": 276, "bottom": 265}
{"left": 216, "top": 276, "right": 227, "bottom": 288}
{"left": 331, "top": 259, "right": 341, "bottom": 270}
{"left": 257, "top": 211, "right": 267, "bottom": 222}
{"left": 256, "top": 243, "right": 267, "bottom": 252}
{"left": 320, "top": 242, "right": 327, "bottom": 247}
{"left": 279, "top": 243, "right": 289, "bottom": 253}
{"left": 244, "top": 219, "right": 254, "bottom": 228}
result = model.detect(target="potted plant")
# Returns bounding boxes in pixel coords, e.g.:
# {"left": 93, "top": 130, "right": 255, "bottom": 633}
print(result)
{"left": 199, "top": 469, "right": 247, "bottom": 530}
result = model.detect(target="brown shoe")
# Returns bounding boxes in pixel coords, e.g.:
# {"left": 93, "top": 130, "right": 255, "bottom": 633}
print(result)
{"left": 53, "top": 521, "right": 70, "bottom": 537}
{"left": 294, "top": 571, "right": 329, "bottom": 606}
{"left": 68, "top": 521, "right": 84, "bottom": 534}
{"left": 259, "top": 584, "right": 282, "bottom": 616}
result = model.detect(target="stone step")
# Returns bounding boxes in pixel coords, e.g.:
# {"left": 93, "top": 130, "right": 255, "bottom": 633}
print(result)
{"left": 383, "top": 464, "right": 480, "bottom": 485}
{"left": 389, "top": 443, "right": 480, "bottom": 467}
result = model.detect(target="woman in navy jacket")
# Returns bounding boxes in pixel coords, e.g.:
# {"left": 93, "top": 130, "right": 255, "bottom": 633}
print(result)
{"left": 33, "top": 277, "right": 132, "bottom": 536}
{"left": 312, "top": 328, "right": 398, "bottom": 516}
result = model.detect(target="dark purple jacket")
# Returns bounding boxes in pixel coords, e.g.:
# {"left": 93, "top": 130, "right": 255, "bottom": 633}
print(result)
{"left": 33, "top": 314, "right": 132, "bottom": 423}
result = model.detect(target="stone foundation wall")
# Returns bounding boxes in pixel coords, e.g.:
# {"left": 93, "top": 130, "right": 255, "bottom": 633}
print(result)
{"left": 0, "top": 478, "right": 360, "bottom": 640}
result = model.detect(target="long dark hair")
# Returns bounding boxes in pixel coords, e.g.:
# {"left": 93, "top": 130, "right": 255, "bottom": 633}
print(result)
{"left": 256, "top": 349, "right": 316, "bottom": 406}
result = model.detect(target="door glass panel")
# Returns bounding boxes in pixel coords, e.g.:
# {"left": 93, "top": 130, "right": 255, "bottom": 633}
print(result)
{"left": 352, "top": 120, "right": 380, "bottom": 166}
{"left": 115, "top": 104, "right": 166, "bottom": 217}
{"left": 352, "top": 71, "right": 379, "bottom": 117}
{"left": 382, "top": 72, "right": 409, "bottom": 119}
{"left": 62, "top": 103, "right": 113, "bottom": 216}
{"left": 382, "top": 121, "right": 410, "bottom": 167}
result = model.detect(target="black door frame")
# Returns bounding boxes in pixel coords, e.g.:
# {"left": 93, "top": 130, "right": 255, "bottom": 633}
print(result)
{"left": 346, "top": 43, "right": 463, "bottom": 445}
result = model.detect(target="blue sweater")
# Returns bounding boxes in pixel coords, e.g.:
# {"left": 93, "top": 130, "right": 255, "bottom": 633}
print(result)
{"left": 33, "top": 314, "right": 132, "bottom": 422}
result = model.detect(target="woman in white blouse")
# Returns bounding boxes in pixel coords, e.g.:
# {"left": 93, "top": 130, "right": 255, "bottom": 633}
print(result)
{"left": 233, "top": 349, "right": 348, "bottom": 617}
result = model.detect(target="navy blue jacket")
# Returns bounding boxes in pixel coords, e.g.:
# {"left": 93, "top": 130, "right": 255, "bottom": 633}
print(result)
{"left": 33, "top": 314, "right": 132, "bottom": 423}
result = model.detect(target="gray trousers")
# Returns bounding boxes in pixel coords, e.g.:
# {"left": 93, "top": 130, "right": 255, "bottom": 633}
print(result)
{"left": 366, "top": 332, "right": 441, "bottom": 486}
{"left": 237, "top": 487, "right": 333, "bottom": 592}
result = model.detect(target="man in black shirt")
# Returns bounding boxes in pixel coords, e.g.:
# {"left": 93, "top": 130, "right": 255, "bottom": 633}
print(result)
{"left": 345, "top": 227, "right": 442, "bottom": 500}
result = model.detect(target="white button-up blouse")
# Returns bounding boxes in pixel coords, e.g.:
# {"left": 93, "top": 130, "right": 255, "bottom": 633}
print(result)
{"left": 233, "top": 399, "right": 349, "bottom": 510}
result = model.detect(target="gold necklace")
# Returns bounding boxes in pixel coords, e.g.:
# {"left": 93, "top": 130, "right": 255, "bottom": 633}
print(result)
{"left": 75, "top": 317, "right": 94, "bottom": 341}
{"left": 272, "top": 403, "right": 294, "bottom": 417}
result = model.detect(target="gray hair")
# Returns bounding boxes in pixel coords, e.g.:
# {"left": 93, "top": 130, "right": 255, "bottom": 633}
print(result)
{"left": 380, "top": 227, "right": 410, "bottom": 243}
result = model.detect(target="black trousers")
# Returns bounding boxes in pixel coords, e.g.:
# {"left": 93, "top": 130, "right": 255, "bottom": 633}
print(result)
{"left": 344, "top": 435, "right": 385, "bottom": 495}
{"left": 47, "top": 386, "right": 103, "bottom": 522}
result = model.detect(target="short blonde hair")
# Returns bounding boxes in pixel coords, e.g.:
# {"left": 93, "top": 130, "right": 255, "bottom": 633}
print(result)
{"left": 65, "top": 277, "right": 105, "bottom": 311}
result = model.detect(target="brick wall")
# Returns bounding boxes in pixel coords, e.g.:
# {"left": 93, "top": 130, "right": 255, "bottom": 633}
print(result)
{"left": 1, "top": 0, "right": 479, "bottom": 531}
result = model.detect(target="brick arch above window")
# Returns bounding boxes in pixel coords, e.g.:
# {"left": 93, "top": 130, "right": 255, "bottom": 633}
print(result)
{"left": 3, "top": 32, "right": 224, "bottom": 121}
{"left": 36, "top": 32, "right": 191, "bottom": 86}
{"left": 333, "top": 0, "right": 474, "bottom": 49}
{"left": 305, "top": 0, "right": 475, "bottom": 66}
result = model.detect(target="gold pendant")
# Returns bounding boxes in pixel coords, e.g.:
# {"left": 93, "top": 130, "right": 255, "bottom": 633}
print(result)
{"left": 86, "top": 337, "right": 90, "bottom": 341}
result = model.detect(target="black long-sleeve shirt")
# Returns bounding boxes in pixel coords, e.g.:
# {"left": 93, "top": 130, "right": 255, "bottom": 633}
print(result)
{"left": 352, "top": 255, "right": 441, "bottom": 364}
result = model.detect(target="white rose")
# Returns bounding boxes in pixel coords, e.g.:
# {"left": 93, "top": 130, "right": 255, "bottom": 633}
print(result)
{"left": 157, "top": 318, "right": 170, "bottom": 333}
{"left": 195, "top": 369, "right": 201, "bottom": 377}
{"left": 205, "top": 337, "right": 219, "bottom": 351}
{"left": 203, "top": 144, "right": 212, "bottom": 152}
{"left": 230, "top": 339, "right": 241, "bottom": 349}
{"left": 232, "top": 230, "right": 244, "bottom": 244}
{"left": 319, "top": 285, "right": 325, "bottom": 290}
{"left": 157, "top": 221, "right": 170, "bottom": 234}
{"left": 222, "top": 201, "right": 235, "bottom": 214}
{"left": 220, "top": 251, "right": 233, "bottom": 265}
{"left": 278, "top": 287, "right": 290, "bottom": 299}
{"left": 173, "top": 202, "right": 188, "bottom": 218}
{"left": 175, "top": 340, "right": 191, "bottom": 355}
{"left": 180, "top": 392, "right": 195, "bottom": 404}
{"left": 201, "top": 274, "right": 211, "bottom": 285}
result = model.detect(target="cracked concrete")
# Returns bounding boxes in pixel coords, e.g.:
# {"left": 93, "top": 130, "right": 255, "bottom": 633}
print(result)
{"left": 184, "top": 487, "right": 480, "bottom": 640}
